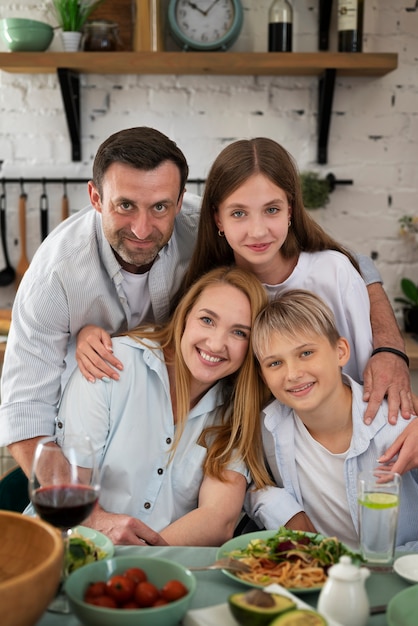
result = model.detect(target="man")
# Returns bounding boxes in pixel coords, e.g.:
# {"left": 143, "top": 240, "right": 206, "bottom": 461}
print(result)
{"left": 0, "top": 126, "right": 416, "bottom": 501}
{"left": 0, "top": 127, "right": 198, "bottom": 492}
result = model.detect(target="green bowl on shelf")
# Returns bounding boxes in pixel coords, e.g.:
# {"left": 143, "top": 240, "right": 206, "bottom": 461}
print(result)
{"left": 0, "top": 18, "right": 54, "bottom": 52}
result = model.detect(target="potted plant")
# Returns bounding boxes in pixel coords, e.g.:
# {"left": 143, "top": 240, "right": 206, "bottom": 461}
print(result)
{"left": 299, "top": 171, "right": 331, "bottom": 209}
{"left": 51, "top": 0, "right": 106, "bottom": 50}
{"left": 394, "top": 278, "right": 418, "bottom": 333}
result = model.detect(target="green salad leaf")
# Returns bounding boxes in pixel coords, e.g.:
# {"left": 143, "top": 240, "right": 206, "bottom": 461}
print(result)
{"left": 229, "top": 527, "right": 364, "bottom": 569}
{"left": 66, "top": 535, "right": 107, "bottom": 574}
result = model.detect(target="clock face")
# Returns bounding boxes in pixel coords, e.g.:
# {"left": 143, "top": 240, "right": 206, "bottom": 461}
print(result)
{"left": 169, "top": 0, "right": 242, "bottom": 50}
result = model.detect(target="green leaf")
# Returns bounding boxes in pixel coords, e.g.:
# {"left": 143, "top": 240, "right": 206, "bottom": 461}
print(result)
{"left": 400, "top": 278, "right": 418, "bottom": 306}
{"left": 51, "top": 0, "right": 107, "bottom": 31}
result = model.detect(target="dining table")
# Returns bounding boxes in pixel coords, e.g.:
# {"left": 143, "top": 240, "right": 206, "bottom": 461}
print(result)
{"left": 34, "top": 544, "right": 414, "bottom": 626}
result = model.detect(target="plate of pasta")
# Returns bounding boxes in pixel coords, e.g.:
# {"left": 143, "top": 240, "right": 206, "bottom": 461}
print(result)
{"left": 216, "top": 527, "right": 362, "bottom": 593}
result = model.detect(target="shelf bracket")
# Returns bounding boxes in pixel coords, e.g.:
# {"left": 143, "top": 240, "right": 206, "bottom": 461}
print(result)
{"left": 57, "top": 68, "right": 81, "bottom": 162}
{"left": 317, "top": 68, "right": 336, "bottom": 165}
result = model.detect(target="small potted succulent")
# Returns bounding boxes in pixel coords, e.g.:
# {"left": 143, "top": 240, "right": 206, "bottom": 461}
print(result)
{"left": 51, "top": 0, "right": 106, "bottom": 50}
{"left": 395, "top": 278, "right": 418, "bottom": 333}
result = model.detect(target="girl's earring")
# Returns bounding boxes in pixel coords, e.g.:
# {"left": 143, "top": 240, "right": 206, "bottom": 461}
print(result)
{"left": 288, "top": 220, "right": 291, "bottom": 227}
{"left": 218, "top": 230, "right": 225, "bottom": 237}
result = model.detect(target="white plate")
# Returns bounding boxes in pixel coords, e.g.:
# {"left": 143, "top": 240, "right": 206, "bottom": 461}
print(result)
{"left": 183, "top": 584, "right": 343, "bottom": 626}
{"left": 72, "top": 525, "right": 114, "bottom": 560}
{"left": 393, "top": 554, "right": 418, "bottom": 584}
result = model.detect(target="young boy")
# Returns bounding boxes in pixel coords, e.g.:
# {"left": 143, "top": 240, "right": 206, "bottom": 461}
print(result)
{"left": 246, "top": 289, "right": 418, "bottom": 551}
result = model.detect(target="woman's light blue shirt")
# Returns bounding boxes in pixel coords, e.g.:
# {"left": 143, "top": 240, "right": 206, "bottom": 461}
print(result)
{"left": 56, "top": 336, "right": 249, "bottom": 531}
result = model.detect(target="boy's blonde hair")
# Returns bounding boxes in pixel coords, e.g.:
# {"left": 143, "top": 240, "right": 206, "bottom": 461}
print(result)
{"left": 252, "top": 289, "right": 341, "bottom": 361}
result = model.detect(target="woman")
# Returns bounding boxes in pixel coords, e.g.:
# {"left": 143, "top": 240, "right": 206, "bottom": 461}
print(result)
{"left": 56, "top": 266, "right": 271, "bottom": 546}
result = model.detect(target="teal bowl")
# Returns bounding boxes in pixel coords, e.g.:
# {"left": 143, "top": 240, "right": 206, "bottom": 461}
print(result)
{"left": 65, "top": 555, "right": 197, "bottom": 626}
{"left": 0, "top": 18, "right": 54, "bottom": 52}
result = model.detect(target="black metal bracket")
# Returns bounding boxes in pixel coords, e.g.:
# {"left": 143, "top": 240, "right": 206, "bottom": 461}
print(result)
{"left": 57, "top": 68, "right": 81, "bottom": 162}
{"left": 326, "top": 173, "right": 353, "bottom": 191}
{"left": 317, "top": 68, "right": 336, "bottom": 165}
{"left": 317, "top": 0, "right": 335, "bottom": 163}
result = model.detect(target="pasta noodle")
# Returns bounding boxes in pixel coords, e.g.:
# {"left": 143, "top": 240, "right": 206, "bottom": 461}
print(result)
{"left": 234, "top": 555, "right": 327, "bottom": 588}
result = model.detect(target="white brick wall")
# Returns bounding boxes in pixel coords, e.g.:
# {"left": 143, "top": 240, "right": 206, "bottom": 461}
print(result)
{"left": 0, "top": 0, "right": 417, "bottom": 320}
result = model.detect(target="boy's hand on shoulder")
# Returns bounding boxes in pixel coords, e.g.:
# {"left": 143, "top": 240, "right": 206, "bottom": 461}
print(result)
{"left": 378, "top": 418, "right": 418, "bottom": 475}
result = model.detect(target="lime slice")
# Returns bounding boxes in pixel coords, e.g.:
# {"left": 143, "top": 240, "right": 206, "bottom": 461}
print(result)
{"left": 359, "top": 492, "right": 399, "bottom": 509}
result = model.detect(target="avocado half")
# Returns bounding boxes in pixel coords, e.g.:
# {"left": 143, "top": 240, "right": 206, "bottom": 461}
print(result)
{"left": 270, "top": 609, "right": 328, "bottom": 625}
{"left": 228, "top": 589, "right": 297, "bottom": 626}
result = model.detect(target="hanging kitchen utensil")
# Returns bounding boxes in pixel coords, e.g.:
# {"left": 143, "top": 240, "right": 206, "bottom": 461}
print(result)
{"left": 15, "top": 180, "right": 30, "bottom": 290}
{"left": 40, "top": 179, "right": 49, "bottom": 241}
{"left": 61, "top": 178, "right": 69, "bottom": 221}
{"left": 0, "top": 180, "right": 16, "bottom": 287}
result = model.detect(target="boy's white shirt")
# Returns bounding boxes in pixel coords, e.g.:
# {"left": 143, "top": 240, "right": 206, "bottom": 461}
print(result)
{"left": 293, "top": 414, "right": 358, "bottom": 548}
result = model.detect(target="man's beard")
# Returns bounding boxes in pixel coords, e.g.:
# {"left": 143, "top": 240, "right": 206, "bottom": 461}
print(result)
{"left": 111, "top": 231, "right": 165, "bottom": 269}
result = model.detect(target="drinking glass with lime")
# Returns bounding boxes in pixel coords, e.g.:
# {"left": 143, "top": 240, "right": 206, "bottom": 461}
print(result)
{"left": 357, "top": 469, "right": 400, "bottom": 568}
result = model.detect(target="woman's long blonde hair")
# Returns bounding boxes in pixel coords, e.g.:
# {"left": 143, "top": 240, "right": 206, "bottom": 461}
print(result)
{"left": 126, "top": 266, "right": 273, "bottom": 488}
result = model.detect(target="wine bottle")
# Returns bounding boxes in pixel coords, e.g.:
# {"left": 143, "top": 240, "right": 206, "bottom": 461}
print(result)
{"left": 268, "top": 0, "right": 293, "bottom": 52}
{"left": 338, "top": 0, "right": 364, "bottom": 52}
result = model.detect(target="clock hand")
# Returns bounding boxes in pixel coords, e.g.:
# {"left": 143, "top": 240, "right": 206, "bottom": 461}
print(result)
{"left": 205, "top": 0, "right": 221, "bottom": 14}
{"left": 187, "top": 1, "right": 206, "bottom": 15}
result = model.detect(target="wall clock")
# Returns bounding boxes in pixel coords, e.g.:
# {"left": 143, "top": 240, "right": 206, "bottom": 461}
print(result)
{"left": 167, "top": 0, "right": 244, "bottom": 51}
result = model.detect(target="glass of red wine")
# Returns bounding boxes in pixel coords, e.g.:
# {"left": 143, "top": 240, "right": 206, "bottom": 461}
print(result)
{"left": 29, "top": 434, "right": 100, "bottom": 613}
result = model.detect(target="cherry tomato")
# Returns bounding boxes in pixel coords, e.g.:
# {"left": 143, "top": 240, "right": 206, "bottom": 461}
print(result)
{"left": 121, "top": 600, "right": 140, "bottom": 609}
{"left": 161, "top": 579, "right": 188, "bottom": 602}
{"left": 85, "top": 594, "right": 118, "bottom": 608}
{"left": 134, "top": 581, "right": 160, "bottom": 607}
{"left": 106, "top": 574, "right": 135, "bottom": 604}
{"left": 153, "top": 597, "right": 169, "bottom": 606}
{"left": 84, "top": 581, "right": 108, "bottom": 601}
{"left": 124, "top": 567, "right": 147, "bottom": 584}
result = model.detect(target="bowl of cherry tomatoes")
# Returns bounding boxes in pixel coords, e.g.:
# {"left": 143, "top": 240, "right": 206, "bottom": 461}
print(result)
{"left": 64, "top": 555, "right": 197, "bottom": 626}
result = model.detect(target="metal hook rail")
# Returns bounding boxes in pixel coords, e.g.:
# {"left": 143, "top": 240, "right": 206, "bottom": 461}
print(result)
{"left": 0, "top": 176, "right": 352, "bottom": 194}
{"left": 0, "top": 177, "right": 206, "bottom": 186}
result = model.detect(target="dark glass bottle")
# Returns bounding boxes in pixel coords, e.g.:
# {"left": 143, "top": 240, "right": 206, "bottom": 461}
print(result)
{"left": 338, "top": 0, "right": 364, "bottom": 52}
{"left": 268, "top": 0, "right": 293, "bottom": 52}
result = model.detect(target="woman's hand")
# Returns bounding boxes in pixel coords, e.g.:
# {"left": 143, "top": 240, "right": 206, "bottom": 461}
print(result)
{"left": 76, "top": 324, "right": 123, "bottom": 382}
{"left": 84, "top": 504, "right": 168, "bottom": 546}
{"left": 362, "top": 352, "right": 417, "bottom": 424}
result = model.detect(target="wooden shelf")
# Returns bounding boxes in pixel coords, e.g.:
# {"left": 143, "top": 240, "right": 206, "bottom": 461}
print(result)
{"left": 0, "top": 51, "right": 398, "bottom": 163}
{"left": 0, "top": 51, "right": 398, "bottom": 76}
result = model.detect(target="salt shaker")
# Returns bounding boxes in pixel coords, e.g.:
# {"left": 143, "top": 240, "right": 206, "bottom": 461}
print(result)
{"left": 317, "top": 555, "right": 370, "bottom": 626}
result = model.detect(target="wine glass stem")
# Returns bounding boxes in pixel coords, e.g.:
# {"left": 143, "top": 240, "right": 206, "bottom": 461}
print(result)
{"left": 47, "top": 529, "right": 72, "bottom": 614}
{"left": 62, "top": 528, "right": 72, "bottom": 580}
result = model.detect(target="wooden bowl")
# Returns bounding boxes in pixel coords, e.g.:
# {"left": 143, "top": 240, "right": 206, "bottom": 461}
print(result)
{"left": 0, "top": 510, "right": 64, "bottom": 626}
